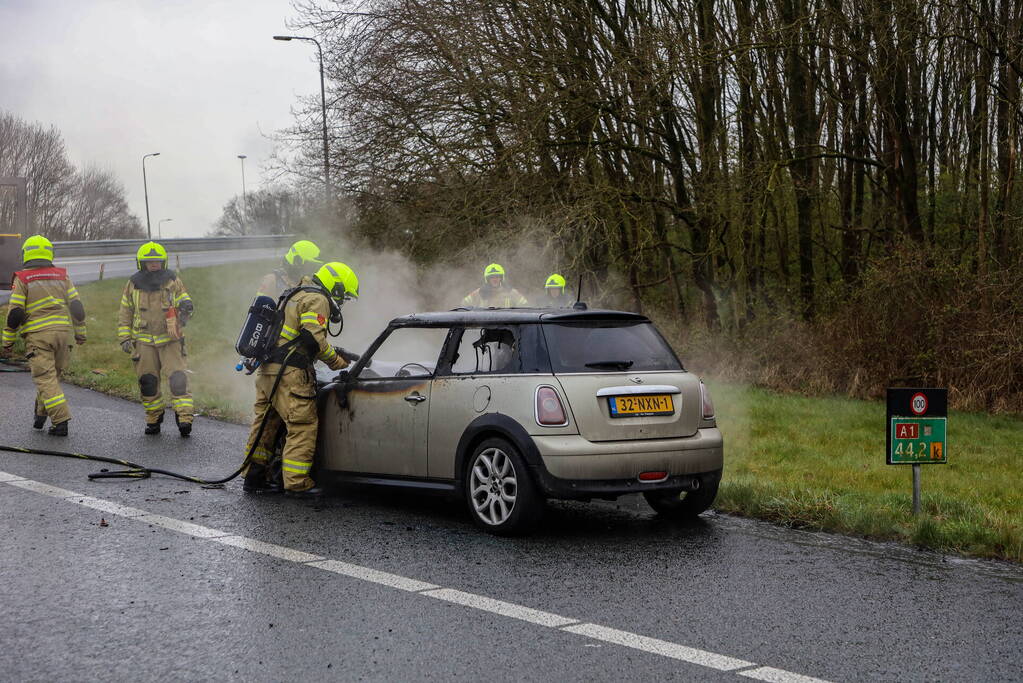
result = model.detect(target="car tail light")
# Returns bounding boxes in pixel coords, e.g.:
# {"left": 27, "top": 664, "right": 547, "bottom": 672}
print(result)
{"left": 700, "top": 381, "right": 715, "bottom": 419}
{"left": 535, "top": 386, "right": 568, "bottom": 426}
{"left": 638, "top": 471, "right": 668, "bottom": 482}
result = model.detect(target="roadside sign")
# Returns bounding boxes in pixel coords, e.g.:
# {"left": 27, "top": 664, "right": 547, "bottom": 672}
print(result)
{"left": 886, "top": 388, "right": 948, "bottom": 465}
{"left": 886, "top": 387, "right": 948, "bottom": 516}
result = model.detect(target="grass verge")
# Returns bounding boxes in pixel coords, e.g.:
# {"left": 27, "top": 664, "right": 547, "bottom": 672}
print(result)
{"left": 712, "top": 383, "right": 1022, "bottom": 562}
{"left": 3, "top": 262, "right": 1020, "bottom": 562}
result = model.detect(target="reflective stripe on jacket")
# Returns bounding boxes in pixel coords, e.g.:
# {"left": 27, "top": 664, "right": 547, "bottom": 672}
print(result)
{"left": 271, "top": 276, "right": 343, "bottom": 367}
{"left": 2, "top": 266, "right": 83, "bottom": 345}
{"left": 117, "top": 274, "right": 192, "bottom": 346}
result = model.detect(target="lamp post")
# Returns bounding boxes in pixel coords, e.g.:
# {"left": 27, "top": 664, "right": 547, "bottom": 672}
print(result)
{"left": 142, "top": 152, "right": 161, "bottom": 239}
{"left": 273, "top": 35, "right": 330, "bottom": 203}
{"left": 158, "top": 218, "right": 172, "bottom": 239}
{"left": 237, "top": 154, "right": 248, "bottom": 236}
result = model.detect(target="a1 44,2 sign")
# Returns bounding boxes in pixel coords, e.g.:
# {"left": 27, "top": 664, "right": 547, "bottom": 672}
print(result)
{"left": 889, "top": 417, "right": 947, "bottom": 464}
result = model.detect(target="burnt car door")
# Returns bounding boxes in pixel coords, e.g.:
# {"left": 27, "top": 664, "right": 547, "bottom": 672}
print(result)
{"left": 321, "top": 326, "right": 447, "bottom": 478}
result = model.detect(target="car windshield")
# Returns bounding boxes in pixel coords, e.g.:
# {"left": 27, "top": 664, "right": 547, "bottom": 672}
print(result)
{"left": 357, "top": 327, "right": 448, "bottom": 379}
{"left": 542, "top": 321, "right": 682, "bottom": 373}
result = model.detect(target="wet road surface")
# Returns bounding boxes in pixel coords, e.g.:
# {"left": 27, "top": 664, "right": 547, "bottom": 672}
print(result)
{"left": 0, "top": 373, "right": 1020, "bottom": 682}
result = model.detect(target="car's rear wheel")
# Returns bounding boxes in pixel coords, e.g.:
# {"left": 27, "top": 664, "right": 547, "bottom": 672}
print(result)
{"left": 643, "top": 477, "right": 719, "bottom": 518}
{"left": 465, "top": 437, "right": 543, "bottom": 535}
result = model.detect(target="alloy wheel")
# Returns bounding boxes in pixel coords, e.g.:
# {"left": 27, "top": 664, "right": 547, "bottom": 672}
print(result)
{"left": 469, "top": 447, "right": 518, "bottom": 525}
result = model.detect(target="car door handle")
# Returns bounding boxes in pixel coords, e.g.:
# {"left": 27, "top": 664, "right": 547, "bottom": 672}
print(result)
{"left": 404, "top": 393, "right": 427, "bottom": 403}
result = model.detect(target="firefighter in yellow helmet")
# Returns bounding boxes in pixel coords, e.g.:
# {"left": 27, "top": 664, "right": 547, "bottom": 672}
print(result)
{"left": 1, "top": 235, "right": 87, "bottom": 436}
{"left": 542, "top": 273, "right": 573, "bottom": 308}
{"left": 462, "top": 263, "right": 528, "bottom": 308}
{"left": 256, "top": 239, "right": 323, "bottom": 299}
{"left": 242, "top": 261, "right": 359, "bottom": 496}
{"left": 117, "top": 241, "right": 195, "bottom": 436}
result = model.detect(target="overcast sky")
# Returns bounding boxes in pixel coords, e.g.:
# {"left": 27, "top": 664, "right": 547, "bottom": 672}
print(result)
{"left": 1, "top": 0, "right": 318, "bottom": 237}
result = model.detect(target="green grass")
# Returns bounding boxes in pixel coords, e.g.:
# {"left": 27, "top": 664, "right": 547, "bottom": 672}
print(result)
{"left": 712, "top": 383, "right": 1023, "bottom": 562}
{"left": 4, "top": 262, "right": 1021, "bottom": 562}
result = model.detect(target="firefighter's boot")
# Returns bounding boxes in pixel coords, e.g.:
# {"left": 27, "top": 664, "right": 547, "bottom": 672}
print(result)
{"left": 175, "top": 412, "right": 192, "bottom": 438}
{"left": 48, "top": 420, "right": 68, "bottom": 436}
{"left": 145, "top": 412, "right": 164, "bottom": 435}
{"left": 243, "top": 463, "right": 281, "bottom": 494}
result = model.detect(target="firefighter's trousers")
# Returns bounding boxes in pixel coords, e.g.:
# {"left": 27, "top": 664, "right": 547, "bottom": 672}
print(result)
{"left": 25, "top": 329, "right": 72, "bottom": 425}
{"left": 242, "top": 364, "right": 318, "bottom": 492}
{"left": 132, "top": 340, "right": 193, "bottom": 425}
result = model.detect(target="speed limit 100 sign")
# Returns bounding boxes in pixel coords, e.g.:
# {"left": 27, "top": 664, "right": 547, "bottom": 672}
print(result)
{"left": 886, "top": 388, "right": 948, "bottom": 465}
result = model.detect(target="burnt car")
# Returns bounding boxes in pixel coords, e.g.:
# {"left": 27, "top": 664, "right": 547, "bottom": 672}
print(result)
{"left": 310, "top": 308, "right": 722, "bottom": 535}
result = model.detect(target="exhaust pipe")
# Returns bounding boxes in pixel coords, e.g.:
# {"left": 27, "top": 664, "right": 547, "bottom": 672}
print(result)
{"left": 688, "top": 477, "right": 701, "bottom": 491}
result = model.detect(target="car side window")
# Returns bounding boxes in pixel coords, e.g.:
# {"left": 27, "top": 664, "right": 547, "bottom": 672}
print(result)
{"left": 356, "top": 327, "right": 448, "bottom": 379}
{"left": 449, "top": 327, "right": 520, "bottom": 375}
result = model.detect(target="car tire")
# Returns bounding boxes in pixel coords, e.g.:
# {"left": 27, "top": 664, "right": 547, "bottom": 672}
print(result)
{"left": 643, "top": 477, "right": 720, "bottom": 518}
{"left": 465, "top": 437, "right": 543, "bottom": 535}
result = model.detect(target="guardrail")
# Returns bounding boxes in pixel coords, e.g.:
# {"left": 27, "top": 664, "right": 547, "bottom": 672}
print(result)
{"left": 53, "top": 234, "right": 295, "bottom": 257}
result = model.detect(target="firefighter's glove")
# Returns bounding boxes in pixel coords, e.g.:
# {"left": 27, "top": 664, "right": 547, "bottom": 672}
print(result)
{"left": 75, "top": 334, "right": 87, "bottom": 345}
{"left": 178, "top": 301, "right": 194, "bottom": 326}
{"left": 120, "top": 340, "right": 134, "bottom": 354}
{"left": 327, "top": 354, "right": 346, "bottom": 372}
{"left": 335, "top": 347, "right": 362, "bottom": 363}
{"left": 0, "top": 345, "right": 12, "bottom": 359}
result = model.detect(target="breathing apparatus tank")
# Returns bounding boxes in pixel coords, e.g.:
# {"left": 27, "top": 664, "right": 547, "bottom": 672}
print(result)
{"left": 234, "top": 295, "right": 280, "bottom": 374}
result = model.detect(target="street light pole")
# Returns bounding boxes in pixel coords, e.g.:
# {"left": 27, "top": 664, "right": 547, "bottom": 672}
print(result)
{"left": 273, "top": 35, "right": 330, "bottom": 203}
{"left": 158, "top": 218, "right": 172, "bottom": 239}
{"left": 237, "top": 154, "right": 247, "bottom": 236}
{"left": 142, "top": 152, "right": 161, "bottom": 239}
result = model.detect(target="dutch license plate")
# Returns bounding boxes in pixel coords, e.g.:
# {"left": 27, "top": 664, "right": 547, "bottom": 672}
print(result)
{"left": 608, "top": 394, "right": 674, "bottom": 418}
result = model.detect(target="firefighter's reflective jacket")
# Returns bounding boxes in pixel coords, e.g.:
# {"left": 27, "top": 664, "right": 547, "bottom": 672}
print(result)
{"left": 117, "top": 269, "right": 193, "bottom": 346}
{"left": 461, "top": 285, "right": 529, "bottom": 308}
{"left": 2, "top": 261, "right": 86, "bottom": 345}
{"left": 264, "top": 276, "right": 346, "bottom": 371}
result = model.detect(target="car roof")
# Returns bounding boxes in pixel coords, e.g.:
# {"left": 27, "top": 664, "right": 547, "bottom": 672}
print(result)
{"left": 388, "top": 307, "right": 650, "bottom": 328}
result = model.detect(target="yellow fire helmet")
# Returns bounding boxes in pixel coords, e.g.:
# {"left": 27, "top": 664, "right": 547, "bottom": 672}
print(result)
{"left": 284, "top": 240, "right": 323, "bottom": 267}
{"left": 545, "top": 273, "right": 566, "bottom": 292}
{"left": 22, "top": 234, "right": 54, "bottom": 264}
{"left": 314, "top": 262, "right": 359, "bottom": 302}
{"left": 136, "top": 241, "right": 168, "bottom": 270}
{"left": 483, "top": 262, "right": 505, "bottom": 284}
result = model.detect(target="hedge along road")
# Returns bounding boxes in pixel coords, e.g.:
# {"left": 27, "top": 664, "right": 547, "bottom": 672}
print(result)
{"left": 0, "top": 373, "right": 1021, "bottom": 682}
{"left": 0, "top": 246, "right": 281, "bottom": 304}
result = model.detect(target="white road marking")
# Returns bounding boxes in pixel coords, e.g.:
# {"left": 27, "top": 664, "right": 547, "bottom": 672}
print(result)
{"left": 134, "top": 513, "right": 228, "bottom": 538}
{"left": 307, "top": 559, "right": 439, "bottom": 592}
{"left": 562, "top": 622, "right": 755, "bottom": 671}
{"left": 213, "top": 535, "right": 325, "bottom": 563}
{"left": 7, "top": 480, "right": 81, "bottom": 498}
{"left": 67, "top": 495, "right": 148, "bottom": 518}
{"left": 739, "top": 666, "right": 832, "bottom": 682}
{"left": 421, "top": 588, "right": 580, "bottom": 627}
{"left": 0, "top": 469, "right": 832, "bottom": 682}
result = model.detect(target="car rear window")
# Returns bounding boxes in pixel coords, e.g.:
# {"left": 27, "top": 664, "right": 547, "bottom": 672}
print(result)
{"left": 542, "top": 321, "right": 683, "bottom": 373}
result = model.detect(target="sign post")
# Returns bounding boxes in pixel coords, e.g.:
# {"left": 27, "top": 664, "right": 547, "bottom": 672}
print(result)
{"left": 886, "top": 388, "right": 948, "bottom": 515}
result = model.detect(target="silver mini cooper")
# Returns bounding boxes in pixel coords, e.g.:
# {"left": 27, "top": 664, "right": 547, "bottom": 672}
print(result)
{"left": 313, "top": 308, "right": 722, "bottom": 535}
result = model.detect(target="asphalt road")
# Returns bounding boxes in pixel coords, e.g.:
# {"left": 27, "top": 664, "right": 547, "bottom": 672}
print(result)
{"left": 0, "top": 248, "right": 279, "bottom": 304}
{"left": 0, "top": 372, "right": 1020, "bottom": 682}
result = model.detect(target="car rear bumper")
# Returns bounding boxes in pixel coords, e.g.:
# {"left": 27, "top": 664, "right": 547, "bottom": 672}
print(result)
{"left": 527, "top": 428, "right": 723, "bottom": 499}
